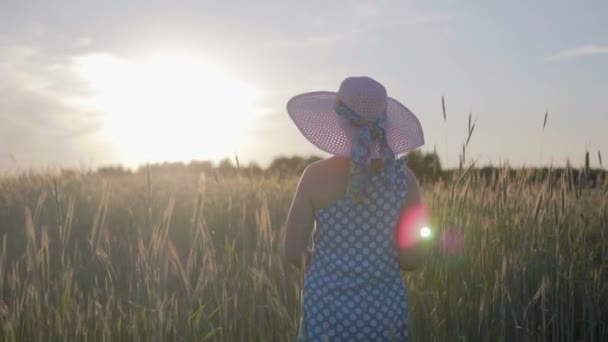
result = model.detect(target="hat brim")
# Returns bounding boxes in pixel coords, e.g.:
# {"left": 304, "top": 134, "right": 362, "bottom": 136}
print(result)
{"left": 287, "top": 91, "right": 425, "bottom": 157}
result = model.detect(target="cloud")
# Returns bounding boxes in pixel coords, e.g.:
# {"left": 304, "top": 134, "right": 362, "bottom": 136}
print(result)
{"left": 0, "top": 41, "right": 116, "bottom": 170}
{"left": 548, "top": 44, "right": 608, "bottom": 60}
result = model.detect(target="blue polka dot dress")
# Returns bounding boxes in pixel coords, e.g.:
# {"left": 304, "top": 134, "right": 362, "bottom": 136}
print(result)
{"left": 297, "top": 158, "right": 410, "bottom": 341}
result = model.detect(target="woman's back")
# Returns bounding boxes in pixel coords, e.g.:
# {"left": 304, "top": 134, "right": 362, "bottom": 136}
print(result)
{"left": 298, "top": 157, "right": 410, "bottom": 341}
{"left": 304, "top": 157, "right": 387, "bottom": 211}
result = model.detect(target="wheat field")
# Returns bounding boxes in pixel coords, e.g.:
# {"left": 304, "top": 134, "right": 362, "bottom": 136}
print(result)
{"left": 0, "top": 165, "right": 606, "bottom": 341}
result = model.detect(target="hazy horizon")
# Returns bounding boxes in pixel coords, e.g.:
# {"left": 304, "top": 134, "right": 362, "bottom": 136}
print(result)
{"left": 1, "top": 0, "right": 607, "bottom": 172}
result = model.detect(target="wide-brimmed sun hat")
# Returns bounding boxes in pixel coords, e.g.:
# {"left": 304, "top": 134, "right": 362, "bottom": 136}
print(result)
{"left": 287, "top": 76, "right": 424, "bottom": 203}
{"left": 286, "top": 76, "right": 424, "bottom": 158}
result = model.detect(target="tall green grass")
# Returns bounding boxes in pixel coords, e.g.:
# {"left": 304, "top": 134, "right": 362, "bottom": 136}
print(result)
{"left": 0, "top": 165, "right": 606, "bottom": 341}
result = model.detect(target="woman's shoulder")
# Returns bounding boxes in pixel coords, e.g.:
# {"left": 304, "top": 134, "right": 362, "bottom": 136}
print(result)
{"left": 298, "top": 157, "right": 349, "bottom": 205}
{"left": 302, "top": 157, "right": 349, "bottom": 178}
{"left": 303, "top": 156, "right": 413, "bottom": 179}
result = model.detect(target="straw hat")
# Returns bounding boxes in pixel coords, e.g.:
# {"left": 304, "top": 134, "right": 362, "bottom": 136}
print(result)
{"left": 287, "top": 76, "right": 424, "bottom": 157}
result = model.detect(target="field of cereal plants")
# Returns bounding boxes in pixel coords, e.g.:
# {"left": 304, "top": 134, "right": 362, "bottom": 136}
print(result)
{"left": 0, "top": 163, "right": 606, "bottom": 341}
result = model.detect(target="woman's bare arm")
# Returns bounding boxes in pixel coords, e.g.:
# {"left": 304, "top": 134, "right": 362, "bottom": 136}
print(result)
{"left": 397, "top": 167, "right": 431, "bottom": 271}
{"left": 283, "top": 167, "right": 315, "bottom": 268}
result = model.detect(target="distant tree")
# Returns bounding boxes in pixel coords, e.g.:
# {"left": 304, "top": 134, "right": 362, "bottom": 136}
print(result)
{"left": 217, "top": 158, "right": 237, "bottom": 177}
{"left": 97, "top": 165, "right": 132, "bottom": 176}
{"left": 137, "top": 162, "right": 188, "bottom": 174}
{"left": 406, "top": 150, "right": 442, "bottom": 179}
{"left": 246, "top": 162, "right": 263, "bottom": 177}
{"left": 267, "top": 156, "right": 322, "bottom": 175}
{"left": 187, "top": 160, "right": 214, "bottom": 174}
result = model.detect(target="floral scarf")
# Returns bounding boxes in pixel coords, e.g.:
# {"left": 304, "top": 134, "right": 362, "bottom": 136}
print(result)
{"left": 334, "top": 99, "right": 397, "bottom": 204}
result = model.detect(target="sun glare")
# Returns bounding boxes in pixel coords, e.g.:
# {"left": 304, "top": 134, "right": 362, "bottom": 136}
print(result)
{"left": 74, "top": 53, "right": 262, "bottom": 166}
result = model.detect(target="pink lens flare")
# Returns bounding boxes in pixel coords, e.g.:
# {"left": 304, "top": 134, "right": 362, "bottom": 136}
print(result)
{"left": 396, "top": 203, "right": 430, "bottom": 249}
{"left": 438, "top": 228, "right": 464, "bottom": 257}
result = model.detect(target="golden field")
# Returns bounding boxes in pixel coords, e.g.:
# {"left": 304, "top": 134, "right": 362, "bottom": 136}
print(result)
{"left": 0, "top": 165, "right": 606, "bottom": 341}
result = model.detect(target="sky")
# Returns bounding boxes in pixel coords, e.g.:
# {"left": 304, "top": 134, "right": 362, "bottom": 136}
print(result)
{"left": 1, "top": 0, "right": 607, "bottom": 171}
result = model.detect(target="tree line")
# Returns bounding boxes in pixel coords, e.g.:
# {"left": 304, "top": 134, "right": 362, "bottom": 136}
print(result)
{"left": 95, "top": 152, "right": 605, "bottom": 186}
{"left": 96, "top": 151, "right": 443, "bottom": 179}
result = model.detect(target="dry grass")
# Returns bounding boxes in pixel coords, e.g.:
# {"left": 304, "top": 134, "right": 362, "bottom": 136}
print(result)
{"left": 0, "top": 165, "right": 606, "bottom": 341}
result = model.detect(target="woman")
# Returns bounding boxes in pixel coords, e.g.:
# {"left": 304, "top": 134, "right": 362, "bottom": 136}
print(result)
{"left": 284, "top": 76, "right": 430, "bottom": 341}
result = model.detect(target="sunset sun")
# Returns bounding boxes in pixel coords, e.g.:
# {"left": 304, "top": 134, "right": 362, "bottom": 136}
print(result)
{"left": 74, "top": 53, "right": 262, "bottom": 166}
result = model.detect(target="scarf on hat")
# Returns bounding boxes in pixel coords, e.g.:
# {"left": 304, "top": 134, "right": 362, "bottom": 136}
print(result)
{"left": 334, "top": 100, "right": 396, "bottom": 204}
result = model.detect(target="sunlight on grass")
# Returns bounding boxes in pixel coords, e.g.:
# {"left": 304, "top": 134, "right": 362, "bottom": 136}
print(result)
{"left": 0, "top": 165, "right": 606, "bottom": 340}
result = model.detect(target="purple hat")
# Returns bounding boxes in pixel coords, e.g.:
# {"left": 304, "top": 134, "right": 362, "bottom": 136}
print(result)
{"left": 287, "top": 76, "right": 424, "bottom": 157}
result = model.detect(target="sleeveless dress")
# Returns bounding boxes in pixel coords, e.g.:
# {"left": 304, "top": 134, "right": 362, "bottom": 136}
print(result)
{"left": 297, "top": 157, "right": 410, "bottom": 342}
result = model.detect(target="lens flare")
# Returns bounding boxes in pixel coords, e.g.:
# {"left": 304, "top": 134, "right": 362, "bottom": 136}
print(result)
{"left": 396, "top": 203, "right": 430, "bottom": 249}
{"left": 438, "top": 228, "right": 465, "bottom": 256}
{"left": 419, "top": 226, "right": 432, "bottom": 239}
